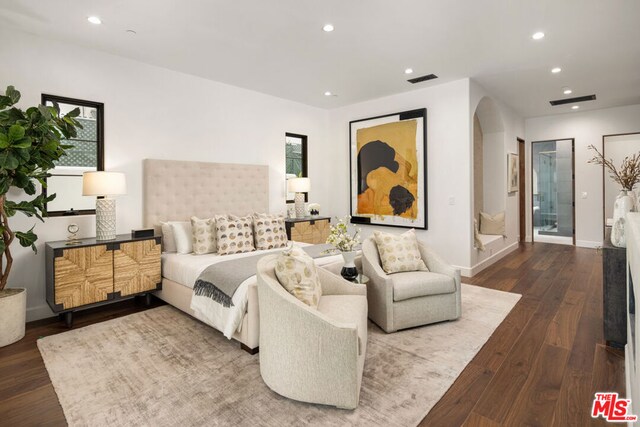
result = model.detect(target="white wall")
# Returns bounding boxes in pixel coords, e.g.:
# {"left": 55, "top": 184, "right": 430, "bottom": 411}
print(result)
{"left": 327, "top": 79, "right": 472, "bottom": 269}
{"left": 470, "top": 81, "right": 525, "bottom": 272}
{"left": 482, "top": 131, "right": 506, "bottom": 214}
{"left": 525, "top": 104, "right": 640, "bottom": 247}
{"left": 0, "top": 28, "right": 330, "bottom": 320}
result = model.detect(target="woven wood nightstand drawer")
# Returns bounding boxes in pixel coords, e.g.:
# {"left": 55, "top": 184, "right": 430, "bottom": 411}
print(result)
{"left": 53, "top": 245, "right": 113, "bottom": 310}
{"left": 114, "top": 240, "right": 162, "bottom": 297}
{"left": 286, "top": 218, "right": 331, "bottom": 244}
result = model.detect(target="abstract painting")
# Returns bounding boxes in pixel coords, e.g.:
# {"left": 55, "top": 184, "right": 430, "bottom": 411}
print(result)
{"left": 349, "top": 108, "right": 427, "bottom": 229}
{"left": 507, "top": 153, "right": 519, "bottom": 193}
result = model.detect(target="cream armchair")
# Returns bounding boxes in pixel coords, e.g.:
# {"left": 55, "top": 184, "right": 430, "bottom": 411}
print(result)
{"left": 362, "top": 237, "right": 461, "bottom": 333}
{"left": 256, "top": 255, "right": 368, "bottom": 410}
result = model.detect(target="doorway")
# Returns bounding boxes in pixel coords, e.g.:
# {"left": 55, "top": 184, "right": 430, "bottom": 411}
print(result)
{"left": 531, "top": 139, "right": 575, "bottom": 245}
{"left": 518, "top": 138, "right": 525, "bottom": 241}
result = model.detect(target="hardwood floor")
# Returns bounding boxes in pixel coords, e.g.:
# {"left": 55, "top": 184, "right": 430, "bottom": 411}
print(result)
{"left": 0, "top": 243, "right": 626, "bottom": 426}
{"left": 422, "top": 242, "right": 625, "bottom": 426}
{"left": 0, "top": 296, "right": 165, "bottom": 427}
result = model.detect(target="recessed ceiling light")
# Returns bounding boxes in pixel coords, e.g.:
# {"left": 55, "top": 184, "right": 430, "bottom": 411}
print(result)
{"left": 551, "top": 67, "right": 562, "bottom": 74}
{"left": 532, "top": 31, "right": 545, "bottom": 40}
{"left": 324, "top": 91, "right": 332, "bottom": 96}
{"left": 322, "top": 24, "right": 334, "bottom": 32}
{"left": 563, "top": 87, "right": 573, "bottom": 95}
{"left": 404, "top": 68, "right": 414, "bottom": 74}
{"left": 87, "top": 16, "right": 102, "bottom": 25}
{"left": 571, "top": 105, "right": 580, "bottom": 110}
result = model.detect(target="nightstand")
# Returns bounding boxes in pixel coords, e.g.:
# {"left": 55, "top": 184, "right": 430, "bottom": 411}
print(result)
{"left": 285, "top": 216, "right": 331, "bottom": 244}
{"left": 45, "top": 234, "right": 162, "bottom": 327}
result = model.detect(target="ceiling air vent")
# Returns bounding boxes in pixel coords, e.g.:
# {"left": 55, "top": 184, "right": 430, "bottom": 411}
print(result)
{"left": 549, "top": 94, "right": 596, "bottom": 106}
{"left": 407, "top": 74, "right": 438, "bottom": 84}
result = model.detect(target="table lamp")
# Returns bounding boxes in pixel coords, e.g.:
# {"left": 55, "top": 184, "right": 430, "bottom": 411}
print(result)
{"left": 287, "top": 177, "right": 310, "bottom": 218}
{"left": 82, "top": 171, "right": 126, "bottom": 240}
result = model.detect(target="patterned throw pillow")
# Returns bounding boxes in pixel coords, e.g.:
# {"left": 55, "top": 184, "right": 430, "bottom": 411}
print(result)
{"left": 373, "top": 229, "right": 428, "bottom": 274}
{"left": 253, "top": 213, "right": 288, "bottom": 250}
{"left": 215, "top": 215, "right": 255, "bottom": 255}
{"left": 191, "top": 217, "right": 217, "bottom": 255}
{"left": 275, "top": 247, "right": 321, "bottom": 308}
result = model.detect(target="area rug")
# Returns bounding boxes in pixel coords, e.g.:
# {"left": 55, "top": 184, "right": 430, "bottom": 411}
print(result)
{"left": 38, "top": 284, "right": 520, "bottom": 426}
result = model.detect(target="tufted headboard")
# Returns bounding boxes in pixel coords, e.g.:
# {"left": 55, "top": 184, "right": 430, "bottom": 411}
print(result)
{"left": 143, "top": 159, "right": 269, "bottom": 228}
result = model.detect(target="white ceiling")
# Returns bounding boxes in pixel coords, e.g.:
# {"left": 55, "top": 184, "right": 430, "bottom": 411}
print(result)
{"left": 1, "top": 0, "right": 639, "bottom": 117}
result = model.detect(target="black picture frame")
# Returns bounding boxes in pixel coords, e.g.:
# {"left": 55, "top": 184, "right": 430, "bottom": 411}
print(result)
{"left": 349, "top": 108, "right": 428, "bottom": 229}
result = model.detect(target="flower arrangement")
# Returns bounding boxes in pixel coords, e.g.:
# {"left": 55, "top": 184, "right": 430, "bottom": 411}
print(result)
{"left": 308, "top": 203, "right": 320, "bottom": 216}
{"left": 588, "top": 145, "right": 640, "bottom": 191}
{"left": 326, "top": 216, "right": 361, "bottom": 252}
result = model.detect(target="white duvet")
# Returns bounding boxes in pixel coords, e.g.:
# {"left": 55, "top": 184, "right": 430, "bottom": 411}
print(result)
{"left": 161, "top": 244, "right": 342, "bottom": 339}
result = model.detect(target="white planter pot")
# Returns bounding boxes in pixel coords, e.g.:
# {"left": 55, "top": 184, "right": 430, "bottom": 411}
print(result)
{"left": 611, "top": 190, "right": 635, "bottom": 248}
{"left": 0, "top": 288, "right": 26, "bottom": 347}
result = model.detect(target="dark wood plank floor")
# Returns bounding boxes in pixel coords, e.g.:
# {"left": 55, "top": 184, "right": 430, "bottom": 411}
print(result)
{"left": 422, "top": 242, "right": 625, "bottom": 427}
{"left": 0, "top": 243, "right": 626, "bottom": 426}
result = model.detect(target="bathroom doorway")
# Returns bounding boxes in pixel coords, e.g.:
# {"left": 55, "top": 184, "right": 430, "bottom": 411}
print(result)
{"left": 531, "top": 139, "right": 575, "bottom": 245}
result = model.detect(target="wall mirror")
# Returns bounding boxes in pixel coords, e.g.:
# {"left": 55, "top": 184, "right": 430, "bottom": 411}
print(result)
{"left": 603, "top": 132, "right": 640, "bottom": 229}
{"left": 42, "top": 94, "right": 104, "bottom": 216}
{"left": 285, "top": 132, "right": 307, "bottom": 202}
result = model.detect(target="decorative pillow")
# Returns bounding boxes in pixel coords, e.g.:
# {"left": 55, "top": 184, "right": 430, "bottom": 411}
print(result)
{"left": 253, "top": 213, "right": 288, "bottom": 250}
{"left": 160, "top": 221, "right": 178, "bottom": 253}
{"left": 170, "top": 222, "right": 193, "bottom": 254}
{"left": 191, "top": 216, "right": 217, "bottom": 255}
{"left": 215, "top": 215, "right": 255, "bottom": 255}
{"left": 473, "top": 219, "right": 486, "bottom": 251}
{"left": 373, "top": 229, "right": 428, "bottom": 274}
{"left": 479, "top": 211, "right": 506, "bottom": 236}
{"left": 275, "top": 247, "right": 321, "bottom": 308}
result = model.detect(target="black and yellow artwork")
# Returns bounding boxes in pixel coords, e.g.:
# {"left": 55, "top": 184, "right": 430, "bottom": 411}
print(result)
{"left": 349, "top": 109, "right": 427, "bottom": 229}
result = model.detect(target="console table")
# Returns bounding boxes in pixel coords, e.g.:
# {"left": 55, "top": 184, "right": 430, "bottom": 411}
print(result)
{"left": 603, "top": 227, "right": 627, "bottom": 347}
{"left": 625, "top": 213, "right": 640, "bottom": 418}
{"left": 45, "top": 234, "right": 162, "bottom": 327}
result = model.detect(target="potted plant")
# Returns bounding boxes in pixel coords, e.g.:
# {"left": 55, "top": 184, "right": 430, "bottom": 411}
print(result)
{"left": 588, "top": 144, "right": 640, "bottom": 247}
{"left": 0, "top": 86, "right": 81, "bottom": 347}
{"left": 326, "top": 216, "right": 361, "bottom": 281}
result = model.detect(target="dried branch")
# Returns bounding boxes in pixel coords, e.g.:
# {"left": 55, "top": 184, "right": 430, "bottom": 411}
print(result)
{"left": 588, "top": 144, "right": 640, "bottom": 191}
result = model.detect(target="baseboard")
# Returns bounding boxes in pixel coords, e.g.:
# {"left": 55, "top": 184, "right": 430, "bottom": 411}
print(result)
{"left": 27, "top": 304, "right": 55, "bottom": 322}
{"left": 454, "top": 241, "right": 520, "bottom": 277}
{"left": 575, "top": 240, "right": 602, "bottom": 249}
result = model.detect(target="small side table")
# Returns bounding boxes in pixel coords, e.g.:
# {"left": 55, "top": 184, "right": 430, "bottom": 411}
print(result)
{"left": 350, "top": 274, "right": 369, "bottom": 285}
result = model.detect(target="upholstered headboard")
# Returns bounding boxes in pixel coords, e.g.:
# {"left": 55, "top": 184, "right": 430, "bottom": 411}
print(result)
{"left": 143, "top": 159, "right": 269, "bottom": 228}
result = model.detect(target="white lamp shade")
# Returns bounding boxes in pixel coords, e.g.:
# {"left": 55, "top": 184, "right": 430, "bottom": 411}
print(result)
{"left": 82, "top": 172, "right": 127, "bottom": 196}
{"left": 287, "top": 177, "right": 310, "bottom": 193}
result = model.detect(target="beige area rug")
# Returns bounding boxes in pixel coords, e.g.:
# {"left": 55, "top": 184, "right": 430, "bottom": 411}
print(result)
{"left": 38, "top": 284, "right": 520, "bottom": 427}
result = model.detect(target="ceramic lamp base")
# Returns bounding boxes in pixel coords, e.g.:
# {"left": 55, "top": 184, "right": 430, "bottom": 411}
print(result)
{"left": 96, "top": 198, "right": 117, "bottom": 240}
{"left": 294, "top": 192, "right": 306, "bottom": 218}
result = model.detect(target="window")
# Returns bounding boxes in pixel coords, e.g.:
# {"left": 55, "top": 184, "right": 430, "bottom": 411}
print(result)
{"left": 285, "top": 133, "right": 307, "bottom": 202}
{"left": 42, "top": 94, "right": 104, "bottom": 216}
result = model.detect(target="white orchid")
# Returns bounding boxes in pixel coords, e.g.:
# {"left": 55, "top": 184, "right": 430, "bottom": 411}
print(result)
{"left": 326, "top": 216, "right": 361, "bottom": 252}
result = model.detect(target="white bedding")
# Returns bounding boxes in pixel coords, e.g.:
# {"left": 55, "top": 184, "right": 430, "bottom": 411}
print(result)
{"left": 161, "top": 243, "right": 343, "bottom": 339}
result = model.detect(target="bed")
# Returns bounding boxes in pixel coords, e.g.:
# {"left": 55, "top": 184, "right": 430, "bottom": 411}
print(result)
{"left": 143, "top": 159, "right": 342, "bottom": 353}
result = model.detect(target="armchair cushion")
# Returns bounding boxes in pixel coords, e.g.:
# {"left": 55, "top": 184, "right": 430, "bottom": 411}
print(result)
{"left": 317, "top": 295, "right": 368, "bottom": 355}
{"left": 392, "top": 271, "right": 456, "bottom": 302}
{"left": 373, "top": 229, "right": 428, "bottom": 274}
{"left": 275, "top": 247, "right": 322, "bottom": 308}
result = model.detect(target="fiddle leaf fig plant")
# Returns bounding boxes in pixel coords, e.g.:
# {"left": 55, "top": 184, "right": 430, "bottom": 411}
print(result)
{"left": 0, "top": 86, "right": 82, "bottom": 291}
